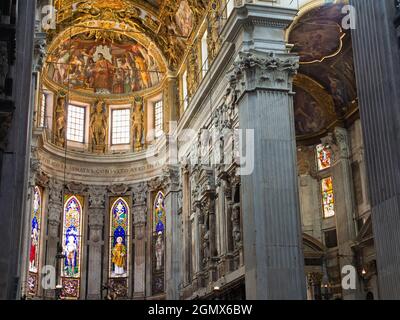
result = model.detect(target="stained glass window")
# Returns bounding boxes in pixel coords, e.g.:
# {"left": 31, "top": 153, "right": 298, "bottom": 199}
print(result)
{"left": 152, "top": 191, "right": 166, "bottom": 294}
{"left": 153, "top": 191, "right": 166, "bottom": 235}
{"left": 321, "top": 177, "right": 335, "bottom": 218}
{"left": 109, "top": 198, "right": 129, "bottom": 279}
{"left": 61, "top": 195, "right": 83, "bottom": 299}
{"left": 316, "top": 144, "right": 332, "bottom": 171}
{"left": 27, "top": 186, "right": 42, "bottom": 296}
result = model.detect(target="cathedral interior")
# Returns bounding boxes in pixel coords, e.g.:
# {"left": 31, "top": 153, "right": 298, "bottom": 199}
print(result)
{"left": 1, "top": 0, "right": 400, "bottom": 300}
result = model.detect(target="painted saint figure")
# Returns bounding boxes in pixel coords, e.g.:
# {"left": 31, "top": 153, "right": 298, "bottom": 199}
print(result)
{"left": 29, "top": 224, "right": 39, "bottom": 272}
{"left": 112, "top": 236, "right": 127, "bottom": 276}
{"left": 155, "top": 232, "right": 164, "bottom": 271}
{"left": 93, "top": 53, "right": 114, "bottom": 93}
{"left": 64, "top": 235, "right": 77, "bottom": 277}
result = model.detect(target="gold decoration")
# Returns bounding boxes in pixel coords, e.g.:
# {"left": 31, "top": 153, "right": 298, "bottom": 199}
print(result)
{"left": 132, "top": 97, "right": 144, "bottom": 151}
{"left": 54, "top": 95, "right": 66, "bottom": 147}
{"left": 294, "top": 73, "right": 336, "bottom": 115}
{"left": 187, "top": 46, "right": 199, "bottom": 98}
{"left": 90, "top": 100, "right": 108, "bottom": 153}
{"left": 207, "top": 1, "right": 222, "bottom": 64}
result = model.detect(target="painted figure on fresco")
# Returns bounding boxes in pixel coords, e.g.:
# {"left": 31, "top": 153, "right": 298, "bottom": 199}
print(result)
{"left": 175, "top": 0, "right": 194, "bottom": 37}
{"left": 112, "top": 236, "right": 127, "bottom": 277}
{"left": 93, "top": 53, "right": 114, "bottom": 93}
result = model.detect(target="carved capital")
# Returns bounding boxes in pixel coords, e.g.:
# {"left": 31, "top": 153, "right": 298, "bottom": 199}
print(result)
{"left": 47, "top": 202, "right": 62, "bottom": 230}
{"left": 321, "top": 127, "right": 350, "bottom": 162}
{"left": 66, "top": 181, "right": 87, "bottom": 194}
{"left": 333, "top": 127, "right": 350, "bottom": 160}
{"left": 162, "top": 166, "right": 180, "bottom": 194}
{"left": 88, "top": 186, "right": 106, "bottom": 208}
{"left": 48, "top": 178, "right": 63, "bottom": 204}
{"left": 132, "top": 182, "right": 147, "bottom": 206}
{"left": 33, "top": 32, "right": 46, "bottom": 72}
{"left": 228, "top": 51, "right": 299, "bottom": 98}
{"left": 108, "top": 183, "right": 129, "bottom": 195}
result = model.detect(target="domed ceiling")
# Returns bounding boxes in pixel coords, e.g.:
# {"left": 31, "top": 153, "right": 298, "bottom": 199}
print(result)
{"left": 44, "top": 0, "right": 210, "bottom": 98}
{"left": 288, "top": 2, "right": 358, "bottom": 141}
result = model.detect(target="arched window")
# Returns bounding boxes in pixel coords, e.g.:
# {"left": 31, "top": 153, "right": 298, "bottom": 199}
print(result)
{"left": 109, "top": 198, "right": 130, "bottom": 279}
{"left": 61, "top": 195, "right": 83, "bottom": 299}
{"left": 27, "top": 186, "right": 42, "bottom": 296}
{"left": 152, "top": 191, "right": 165, "bottom": 294}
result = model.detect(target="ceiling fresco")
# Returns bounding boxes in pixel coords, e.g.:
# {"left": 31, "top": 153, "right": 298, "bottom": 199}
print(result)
{"left": 289, "top": 2, "right": 358, "bottom": 140}
{"left": 52, "top": 0, "right": 209, "bottom": 72}
{"left": 46, "top": 34, "right": 164, "bottom": 95}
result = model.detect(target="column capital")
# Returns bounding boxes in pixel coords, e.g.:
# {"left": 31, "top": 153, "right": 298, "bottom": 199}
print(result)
{"left": 321, "top": 127, "right": 350, "bottom": 162}
{"left": 88, "top": 186, "right": 106, "bottom": 209}
{"left": 131, "top": 182, "right": 147, "bottom": 206}
{"left": 162, "top": 165, "right": 180, "bottom": 194}
{"left": 228, "top": 51, "right": 299, "bottom": 100}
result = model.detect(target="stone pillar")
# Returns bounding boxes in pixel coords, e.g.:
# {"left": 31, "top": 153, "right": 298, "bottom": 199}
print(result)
{"left": 350, "top": 0, "right": 400, "bottom": 299}
{"left": 231, "top": 51, "right": 306, "bottom": 300}
{"left": 327, "top": 128, "right": 361, "bottom": 299}
{"left": 132, "top": 182, "right": 147, "bottom": 299}
{"left": 86, "top": 187, "right": 105, "bottom": 300}
{"left": 44, "top": 178, "right": 63, "bottom": 299}
{"left": 0, "top": 0, "right": 36, "bottom": 300}
{"left": 163, "top": 166, "right": 181, "bottom": 299}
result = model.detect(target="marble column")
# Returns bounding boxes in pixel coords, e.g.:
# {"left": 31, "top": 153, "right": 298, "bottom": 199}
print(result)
{"left": 86, "top": 187, "right": 105, "bottom": 300}
{"left": 164, "top": 166, "right": 181, "bottom": 300}
{"left": 132, "top": 182, "right": 147, "bottom": 299}
{"left": 44, "top": 178, "right": 63, "bottom": 299}
{"left": 350, "top": 0, "right": 400, "bottom": 299}
{"left": 231, "top": 51, "right": 306, "bottom": 300}
{"left": 0, "top": 0, "right": 36, "bottom": 300}
{"left": 327, "top": 128, "right": 361, "bottom": 299}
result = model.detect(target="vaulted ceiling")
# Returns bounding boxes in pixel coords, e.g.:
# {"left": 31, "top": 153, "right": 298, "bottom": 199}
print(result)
{"left": 288, "top": 2, "right": 358, "bottom": 142}
{"left": 52, "top": 0, "right": 210, "bottom": 71}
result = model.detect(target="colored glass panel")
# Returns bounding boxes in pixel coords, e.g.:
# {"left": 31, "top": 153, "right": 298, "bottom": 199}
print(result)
{"left": 322, "top": 177, "right": 335, "bottom": 218}
{"left": 62, "top": 196, "right": 83, "bottom": 278}
{"left": 29, "top": 186, "right": 42, "bottom": 274}
{"left": 110, "top": 198, "right": 129, "bottom": 278}
{"left": 316, "top": 144, "right": 332, "bottom": 171}
{"left": 153, "top": 191, "right": 166, "bottom": 235}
